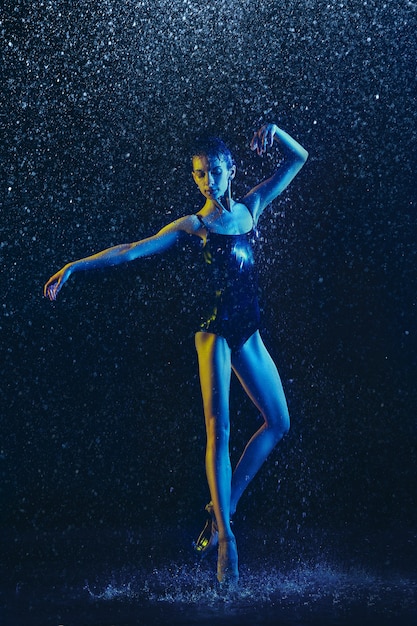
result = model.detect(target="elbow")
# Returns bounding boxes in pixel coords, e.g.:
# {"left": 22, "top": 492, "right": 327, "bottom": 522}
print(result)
{"left": 287, "top": 146, "right": 308, "bottom": 169}
{"left": 298, "top": 147, "right": 309, "bottom": 163}
{"left": 113, "top": 243, "right": 136, "bottom": 264}
{"left": 289, "top": 151, "right": 308, "bottom": 177}
{"left": 292, "top": 149, "right": 308, "bottom": 174}
{"left": 123, "top": 243, "right": 139, "bottom": 262}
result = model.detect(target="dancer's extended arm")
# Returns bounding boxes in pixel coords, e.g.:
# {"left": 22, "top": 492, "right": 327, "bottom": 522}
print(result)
{"left": 244, "top": 123, "right": 308, "bottom": 223}
{"left": 43, "top": 216, "right": 193, "bottom": 301}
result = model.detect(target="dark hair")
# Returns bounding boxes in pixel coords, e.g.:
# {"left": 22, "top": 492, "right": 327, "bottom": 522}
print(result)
{"left": 190, "top": 136, "right": 235, "bottom": 170}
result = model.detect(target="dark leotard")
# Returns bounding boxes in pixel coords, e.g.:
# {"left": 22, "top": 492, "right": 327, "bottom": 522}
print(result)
{"left": 195, "top": 213, "right": 260, "bottom": 352}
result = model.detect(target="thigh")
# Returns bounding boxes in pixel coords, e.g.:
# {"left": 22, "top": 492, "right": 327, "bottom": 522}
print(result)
{"left": 195, "top": 332, "right": 232, "bottom": 423}
{"left": 231, "top": 331, "right": 289, "bottom": 428}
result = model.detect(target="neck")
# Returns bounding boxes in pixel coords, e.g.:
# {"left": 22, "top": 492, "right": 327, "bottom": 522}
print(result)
{"left": 215, "top": 188, "right": 235, "bottom": 212}
{"left": 214, "top": 198, "right": 231, "bottom": 213}
{"left": 203, "top": 197, "right": 233, "bottom": 213}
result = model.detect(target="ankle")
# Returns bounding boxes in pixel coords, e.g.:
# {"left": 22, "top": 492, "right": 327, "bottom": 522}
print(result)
{"left": 218, "top": 531, "right": 235, "bottom": 543}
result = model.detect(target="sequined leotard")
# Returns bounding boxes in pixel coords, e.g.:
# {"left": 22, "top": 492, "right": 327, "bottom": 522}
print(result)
{"left": 195, "top": 214, "right": 260, "bottom": 352}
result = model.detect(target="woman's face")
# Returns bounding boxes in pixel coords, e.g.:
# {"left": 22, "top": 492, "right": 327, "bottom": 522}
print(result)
{"left": 192, "top": 154, "right": 235, "bottom": 202}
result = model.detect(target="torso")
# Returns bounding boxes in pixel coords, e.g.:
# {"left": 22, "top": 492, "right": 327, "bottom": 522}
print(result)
{"left": 188, "top": 202, "right": 260, "bottom": 352}
{"left": 195, "top": 201, "right": 254, "bottom": 239}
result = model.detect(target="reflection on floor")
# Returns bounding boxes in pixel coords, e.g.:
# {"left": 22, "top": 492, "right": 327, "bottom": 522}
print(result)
{"left": 2, "top": 526, "right": 416, "bottom": 626}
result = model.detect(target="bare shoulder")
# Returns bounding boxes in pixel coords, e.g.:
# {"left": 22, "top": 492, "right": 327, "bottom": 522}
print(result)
{"left": 234, "top": 199, "right": 257, "bottom": 229}
{"left": 239, "top": 193, "right": 258, "bottom": 217}
{"left": 158, "top": 214, "right": 200, "bottom": 236}
{"left": 179, "top": 214, "right": 202, "bottom": 234}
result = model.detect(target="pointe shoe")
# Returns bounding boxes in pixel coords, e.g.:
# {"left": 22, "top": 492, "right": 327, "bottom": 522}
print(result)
{"left": 193, "top": 502, "right": 218, "bottom": 556}
{"left": 217, "top": 536, "right": 239, "bottom": 585}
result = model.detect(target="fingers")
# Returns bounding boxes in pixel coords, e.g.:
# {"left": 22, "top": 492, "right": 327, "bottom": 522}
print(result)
{"left": 250, "top": 123, "right": 277, "bottom": 156}
{"left": 49, "top": 283, "right": 59, "bottom": 301}
{"left": 250, "top": 134, "right": 263, "bottom": 156}
{"left": 250, "top": 132, "right": 259, "bottom": 152}
{"left": 44, "top": 265, "right": 69, "bottom": 300}
{"left": 43, "top": 275, "right": 61, "bottom": 300}
{"left": 44, "top": 280, "right": 58, "bottom": 301}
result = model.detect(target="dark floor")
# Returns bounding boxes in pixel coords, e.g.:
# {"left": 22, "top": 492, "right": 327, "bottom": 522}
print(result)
{"left": 1, "top": 525, "right": 416, "bottom": 626}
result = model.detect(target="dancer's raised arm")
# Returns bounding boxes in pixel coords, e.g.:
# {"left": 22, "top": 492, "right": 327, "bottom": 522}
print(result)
{"left": 43, "top": 215, "right": 194, "bottom": 301}
{"left": 244, "top": 123, "right": 308, "bottom": 224}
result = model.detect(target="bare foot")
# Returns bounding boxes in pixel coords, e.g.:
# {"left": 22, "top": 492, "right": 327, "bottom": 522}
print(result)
{"left": 217, "top": 536, "right": 239, "bottom": 585}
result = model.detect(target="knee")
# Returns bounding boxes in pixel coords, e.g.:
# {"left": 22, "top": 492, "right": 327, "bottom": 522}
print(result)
{"left": 280, "top": 413, "right": 290, "bottom": 438}
{"left": 267, "top": 409, "right": 290, "bottom": 441}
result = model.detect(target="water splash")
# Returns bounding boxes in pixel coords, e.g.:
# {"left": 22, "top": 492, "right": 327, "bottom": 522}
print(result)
{"left": 84, "top": 559, "right": 417, "bottom": 617}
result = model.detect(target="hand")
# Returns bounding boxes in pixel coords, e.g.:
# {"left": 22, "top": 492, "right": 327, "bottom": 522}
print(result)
{"left": 43, "top": 264, "right": 72, "bottom": 301}
{"left": 250, "top": 123, "right": 278, "bottom": 156}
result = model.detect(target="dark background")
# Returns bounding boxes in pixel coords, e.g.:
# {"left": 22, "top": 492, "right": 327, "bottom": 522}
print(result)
{"left": 1, "top": 0, "right": 416, "bottom": 569}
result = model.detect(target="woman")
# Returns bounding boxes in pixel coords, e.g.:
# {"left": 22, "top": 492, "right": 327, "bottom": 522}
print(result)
{"left": 44, "top": 122, "right": 308, "bottom": 584}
